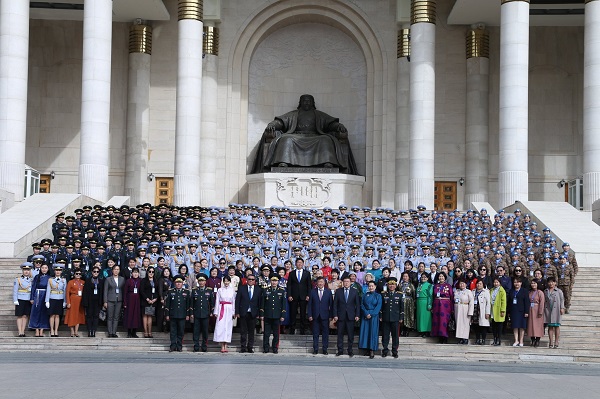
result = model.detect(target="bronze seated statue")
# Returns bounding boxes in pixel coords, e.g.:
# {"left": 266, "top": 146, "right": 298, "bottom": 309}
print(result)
{"left": 250, "top": 94, "right": 359, "bottom": 175}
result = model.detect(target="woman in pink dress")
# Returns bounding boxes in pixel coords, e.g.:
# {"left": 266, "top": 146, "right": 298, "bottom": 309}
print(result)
{"left": 213, "top": 275, "right": 236, "bottom": 352}
{"left": 527, "top": 279, "right": 545, "bottom": 347}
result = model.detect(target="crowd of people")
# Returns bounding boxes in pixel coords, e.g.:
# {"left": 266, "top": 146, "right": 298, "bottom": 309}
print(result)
{"left": 12, "top": 203, "right": 574, "bottom": 354}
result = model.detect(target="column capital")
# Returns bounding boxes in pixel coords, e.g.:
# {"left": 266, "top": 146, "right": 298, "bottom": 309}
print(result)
{"left": 466, "top": 26, "right": 489, "bottom": 59}
{"left": 397, "top": 28, "right": 410, "bottom": 58}
{"left": 501, "top": 0, "right": 529, "bottom": 4}
{"left": 411, "top": 0, "right": 436, "bottom": 25}
{"left": 586, "top": 0, "right": 598, "bottom": 4}
{"left": 129, "top": 24, "right": 152, "bottom": 55}
{"left": 203, "top": 26, "right": 219, "bottom": 56}
{"left": 178, "top": 0, "right": 203, "bottom": 21}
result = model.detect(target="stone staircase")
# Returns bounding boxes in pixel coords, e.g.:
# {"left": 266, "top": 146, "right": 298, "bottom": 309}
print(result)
{"left": 0, "top": 259, "right": 598, "bottom": 363}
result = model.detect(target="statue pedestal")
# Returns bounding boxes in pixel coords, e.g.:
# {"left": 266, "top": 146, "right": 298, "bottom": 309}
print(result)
{"left": 247, "top": 173, "right": 365, "bottom": 208}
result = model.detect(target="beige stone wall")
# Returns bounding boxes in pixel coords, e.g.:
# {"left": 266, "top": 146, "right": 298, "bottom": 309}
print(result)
{"left": 25, "top": 19, "right": 129, "bottom": 198}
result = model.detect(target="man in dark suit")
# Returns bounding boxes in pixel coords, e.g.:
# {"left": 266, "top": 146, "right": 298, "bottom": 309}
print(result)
{"left": 333, "top": 276, "right": 360, "bottom": 357}
{"left": 287, "top": 258, "right": 312, "bottom": 334}
{"left": 235, "top": 274, "right": 262, "bottom": 353}
{"left": 308, "top": 276, "right": 333, "bottom": 355}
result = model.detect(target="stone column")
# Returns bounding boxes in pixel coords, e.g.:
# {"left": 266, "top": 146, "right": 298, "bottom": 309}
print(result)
{"left": 79, "top": 0, "right": 113, "bottom": 202}
{"left": 0, "top": 0, "right": 29, "bottom": 201}
{"left": 584, "top": 0, "right": 600, "bottom": 211}
{"left": 395, "top": 27, "right": 410, "bottom": 209}
{"left": 498, "top": 0, "right": 529, "bottom": 209}
{"left": 200, "top": 25, "right": 218, "bottom": 206}
{"left": 409, "top": 0, "right": 436, "bottom": 209}
{"left": 125, "top": 22, "right": 152, "bottom": 205}
{"left": 465, "top": 26, "right": 490, "bottom": 207}
{"left": 174, "top": 0, "right": 203, "bottom": 206}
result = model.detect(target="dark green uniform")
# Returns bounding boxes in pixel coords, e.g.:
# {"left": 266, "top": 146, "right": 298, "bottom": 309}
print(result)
{"left": 191, "top": 287, "right": 213, "bottom": 352}
{"left": 260, "top": 286, "right": 286, "bottom": 353}
{"left": 380, "top": 291, "right": 403, "bottom": 357}
{"left": 165, "top": 287, "right": 192, "bottom": 351}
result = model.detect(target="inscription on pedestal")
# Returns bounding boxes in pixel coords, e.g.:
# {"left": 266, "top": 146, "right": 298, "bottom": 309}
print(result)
{"left": 271, "top": 167, "right": 339, "bottom": 173}
{"left": 276, "top": 177, "right": 332, "bottom": 207}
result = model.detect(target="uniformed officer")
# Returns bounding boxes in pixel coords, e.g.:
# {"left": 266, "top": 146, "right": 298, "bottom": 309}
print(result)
{"left": 260, "top": 276, "right": 286, "bottom": 354}
{"left": 164, "top": 275, "right": 192, "bottom": 352}
{"left": 191, "top": 274, "right": 213, "bottom": 352}
{"left": 380, "top": 278, "right": 403, "bottom": 358}
{"left": 13, "top": 262, "right": 33, "bottom": 337}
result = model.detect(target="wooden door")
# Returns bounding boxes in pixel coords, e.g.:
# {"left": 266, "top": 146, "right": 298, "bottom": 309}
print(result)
{"left": 434, "top": 181, "right": 457, "bottom": 211}
{"left": 155, "top": 177, "right": 174, "bottom": 206}
{"left": 39, "top": 174, "right": 51, "bottom": 193}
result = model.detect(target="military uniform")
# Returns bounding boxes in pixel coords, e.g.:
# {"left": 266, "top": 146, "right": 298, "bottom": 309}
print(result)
{"left": 260, "top": 281, "right": 287, "bottom": 353}
{"left": 557, "top": 257, "right": 575, "bottom": 310}
{"left": 380, "top": 289, "right": 403, "bottom": 358}
{"left": 191, "top": 284, "right": 213, "bottom": 352}
{"left": 164, "top": 283, "right": 192, "bottom": 352}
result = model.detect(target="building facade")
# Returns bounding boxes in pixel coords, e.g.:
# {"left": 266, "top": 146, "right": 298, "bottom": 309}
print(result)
{"left": 0, "top": 0, "right": 596, "bottom": 210}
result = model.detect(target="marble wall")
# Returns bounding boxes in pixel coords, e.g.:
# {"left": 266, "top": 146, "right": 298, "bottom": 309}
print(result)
{"left": 25, "top": 20, "right": 128, "bottom": 198}
{"left": 22, "top": 0, "right": 585, "bottom": 209}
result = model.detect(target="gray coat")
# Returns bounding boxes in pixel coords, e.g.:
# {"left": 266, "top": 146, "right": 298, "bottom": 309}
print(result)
{"left": 544, "top": 288, "right": 565, "bottom": 324}
{"left": 103, "top": 275, "right": 125, "bottom": 303}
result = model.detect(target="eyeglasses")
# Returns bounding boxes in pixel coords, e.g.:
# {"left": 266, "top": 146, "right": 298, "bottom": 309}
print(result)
{"left": 515, "top": 269, "right": 522, "bottom": 272}
{"left": 247, "top": 278, "right": 255, "bottom": 281}
{"left": 75, "top": 273, "right": 82, "bottom": 275}
{"left": 480, "top": 268, "right": 486, "bottom": 271}
{"left": 148, "top": 270, "right": 154, "bottom": 274}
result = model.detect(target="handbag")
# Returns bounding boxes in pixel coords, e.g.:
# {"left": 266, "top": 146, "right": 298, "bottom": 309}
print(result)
{"left": 99, "top": 309, "right": 107, "bottom": 321}
{"left": 145, "top": 306, "right": 156, "bottom": 316}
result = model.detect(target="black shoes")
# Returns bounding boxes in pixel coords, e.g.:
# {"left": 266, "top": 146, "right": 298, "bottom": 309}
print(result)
{"left": 313, "top": 350, "right": 318, "bottom": 355}
{"left": 336, "top": 351, "right": 342, "bottom": 356}
{"left": 273, "top": 349, "right": 278, "bottom": 354}
{"left": 247, "top": 348, "right": 254, "bottom": 353}
{"left": 240, "top": 348, "right": 247, "bottom": 353}
{"left": 323, "top": 350, "right": 328, "bottom": 355}
{"left": 382, "top": 351, "right": 388, "bottom": 358}
{"left": 348, "top": 352, "right": 354, "bottom": 358}
{"left": 263, "top": 348, "right": 269, "bottom": 354}
{"left": 369, "top": 351, "right": 374, "bottom": 359}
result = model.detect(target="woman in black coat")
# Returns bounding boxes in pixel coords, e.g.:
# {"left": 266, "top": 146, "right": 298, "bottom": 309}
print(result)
{"left": 140, "top": 267, "right": 160, "bottom": 338}
{"left": 82, "top": 266, "right": 104, "bottom": 337}
{"left": 508, "top": 278, "right": 530, "bottom": 347}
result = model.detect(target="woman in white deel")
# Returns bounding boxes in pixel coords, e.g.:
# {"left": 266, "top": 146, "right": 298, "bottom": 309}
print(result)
{"left": 213, "top": 275, "right": 236, "bottom": 352}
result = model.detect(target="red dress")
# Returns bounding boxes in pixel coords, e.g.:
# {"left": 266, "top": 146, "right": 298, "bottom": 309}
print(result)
{"left": 64, "top": 279, "right": 86, "bottom": 326}
{"left": 123, "top": 277, "right": 142, "bottom": 329}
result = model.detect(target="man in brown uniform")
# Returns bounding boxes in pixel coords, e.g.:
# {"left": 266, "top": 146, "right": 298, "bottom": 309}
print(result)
{"left": 556, "top": 255, "right": 575, "bottom": 313}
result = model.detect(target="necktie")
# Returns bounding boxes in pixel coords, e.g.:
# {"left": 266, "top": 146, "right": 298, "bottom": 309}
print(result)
{"left": 319, "top": 289, "right": 323, "bottom": 300}
{"left": 297, "top": 270, "right": 301, "bottom": 282}
{"left": 249, "top": 286, "right": 253, "bottom": 300}
{"left": 345, "top": 289, "right": 349, "bottom": 302}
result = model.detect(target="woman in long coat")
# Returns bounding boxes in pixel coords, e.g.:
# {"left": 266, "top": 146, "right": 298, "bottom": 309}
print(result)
{"left": 509, "top": 278, "right": 530, "bottom": 347}
{"left": 82, "top": 266, "right": 104, "bottom": 337}
{"left": 471, "top": 279, "right": 491, "bottom": 345}
{"left": 213, "top": 275, "right": 236, "bottom": 352}
{"left": 123, "top": 268, "right": 142, "bottom": 338}
{"left": 416, "top": 273, "right": 433, "bottom": 337}
{"left": 490, "top": 277, "right": 507, "bottom": 346}
{"left": 358, "top": 281, "right": 382, "bottom": 358}
{"left": 64, "top": 269, "right": 86, "bottom": 337}
{"left": 544, "top": 276, "right": 565, "bottom": 348}
{"left": 527, "top": 279, "right": 545, "bottom": 347}
{"left": 29, "top": 264, "right": 51, "bottom": 336}
{"left": 399, "top": 272, "right": 416, "bottom": 336}
{"left": 454, "top": 280, "right": 474, "bottom": 345}
{"left": 431, "top": 272, "right": 454, "bottom": 344}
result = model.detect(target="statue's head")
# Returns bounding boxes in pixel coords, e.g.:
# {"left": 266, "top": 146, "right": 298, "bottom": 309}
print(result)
{"left": 297, "top": 94, "right": 316, "bottom": 110}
